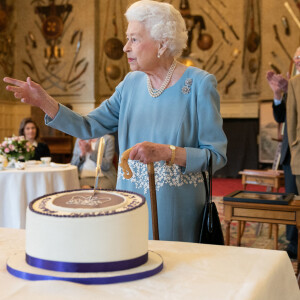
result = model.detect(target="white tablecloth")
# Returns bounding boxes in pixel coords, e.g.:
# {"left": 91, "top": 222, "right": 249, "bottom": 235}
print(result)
{"left": 0, "top": 228, "right": 299, "bottom": 300}
{"left": 0, "top": 165, "right": 80, "bottom": 228}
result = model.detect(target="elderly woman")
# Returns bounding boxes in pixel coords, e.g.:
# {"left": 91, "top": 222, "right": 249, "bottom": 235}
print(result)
{"left": 4, "top": 0, "right": 227, "bottom": 242}
{"left": 19, "top": 117, "right": 50, "bottom": 160}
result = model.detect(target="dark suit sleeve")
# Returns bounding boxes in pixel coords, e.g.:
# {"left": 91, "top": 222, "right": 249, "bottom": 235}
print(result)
{"left": 272, "top": 94, "right": 287, "bottom": 123}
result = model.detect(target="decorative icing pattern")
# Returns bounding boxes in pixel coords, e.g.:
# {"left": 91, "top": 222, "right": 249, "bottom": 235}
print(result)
{"left": 66, "top": 195, "right": 112, "bottom": 206}
{"left": 118, "top": 161, "right": 205, "bottom": 194}
{"left": 29, "top": 189, "right": 145, "bottom": 218}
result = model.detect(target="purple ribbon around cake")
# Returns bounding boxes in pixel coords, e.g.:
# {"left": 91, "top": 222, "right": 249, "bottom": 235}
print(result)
{"left": 7, "top": 261, "right": 163, "bottom": 284}
{"left": 26, "top": 253, "right": 148, "bottom": 273}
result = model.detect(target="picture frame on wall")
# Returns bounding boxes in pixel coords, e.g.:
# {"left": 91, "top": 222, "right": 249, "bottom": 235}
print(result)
{"left": 258, "top": 100, "right": 281, "bottom": 164}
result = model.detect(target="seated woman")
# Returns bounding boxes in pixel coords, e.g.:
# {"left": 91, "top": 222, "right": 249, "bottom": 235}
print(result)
{"left": 18, "top": 117, "right": 50, "bottom": 160}
{"left": 71, "top": 134, "right": 117, "bottom": 190}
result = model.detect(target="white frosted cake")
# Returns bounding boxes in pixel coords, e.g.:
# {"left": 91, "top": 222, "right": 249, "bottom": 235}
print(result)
{"left": 7, "top": 189, "right": 163, "bottom": 284}
{"left": 26, "top": 189, "right": 149, "bottom": 272}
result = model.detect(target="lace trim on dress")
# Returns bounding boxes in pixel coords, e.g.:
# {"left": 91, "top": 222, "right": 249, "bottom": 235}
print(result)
{"left": 118, "top": 160, "right": 205, "bottom": 194}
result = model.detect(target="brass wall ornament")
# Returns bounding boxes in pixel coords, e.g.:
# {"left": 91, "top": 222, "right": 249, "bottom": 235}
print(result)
{"left": 194, "top": 15, "right": 213, "bottom": 51}
{"left": 179, "top": 0, "right": 214, "bottom": 64}
{"left": 0, "top": 0, "right": 14, "bottom": 76}
{"left": 22, "top": 0, "right": 88, "bottom": 95}
{"left": 0, "top": 3, "right": 8, "bottom": 31}
{"left": 246, "top": 0, "right": 260, "bottom": 53}
{"left": 100, "top": 0, "right": 128, "bottom": 92}
{"left": 35, "top": 0, "right": 72, "bottom": 61}
{"left": 242, "top": 0, "right": 261, "bottom": 96}
{"left": 42, "top": 14, "right": 64, "bottom": 40}
{"left": 105, "top": 64, "right": 121, "bottom": 80}
{"left": 104, "top": 38, "right": 123, "bottom": 60}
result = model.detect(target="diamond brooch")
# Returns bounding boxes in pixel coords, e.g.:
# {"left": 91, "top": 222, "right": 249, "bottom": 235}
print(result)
{"left": 182, "top": 78, "right": 193, "bottom": 94}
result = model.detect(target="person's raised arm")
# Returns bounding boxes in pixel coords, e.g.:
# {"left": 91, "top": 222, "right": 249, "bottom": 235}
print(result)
{"left": 266, "top": 70, "right": 288, "bottom": 100}
{"left": 3, "top": 77, "right": 59, "bottom": 119}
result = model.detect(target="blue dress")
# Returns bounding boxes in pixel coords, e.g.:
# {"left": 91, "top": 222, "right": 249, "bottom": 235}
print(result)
{"left": 45, "top": 66, "right": 227, "bottom": 242}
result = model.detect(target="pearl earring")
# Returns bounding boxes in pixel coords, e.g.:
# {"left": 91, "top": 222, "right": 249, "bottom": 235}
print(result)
{"left": 157, "top": 53, "right": 160, "bottom": 58}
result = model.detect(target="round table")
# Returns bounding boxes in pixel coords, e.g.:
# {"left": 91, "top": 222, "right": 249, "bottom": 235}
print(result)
{"left": 0, "top": 163, "right": 80, "bottom": 228}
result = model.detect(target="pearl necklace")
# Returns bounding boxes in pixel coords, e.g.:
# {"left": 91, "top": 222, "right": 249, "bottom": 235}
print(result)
{"left": 147, "top": 60, "right": 177, "bottom": 98}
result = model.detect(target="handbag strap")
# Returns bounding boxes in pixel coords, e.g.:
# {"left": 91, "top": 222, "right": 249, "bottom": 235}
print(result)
{"left": 202, "top": 152, "right": 213, "bottom": 204}
{"left": 202, "top": 152, "right": 213, "bottom": 233}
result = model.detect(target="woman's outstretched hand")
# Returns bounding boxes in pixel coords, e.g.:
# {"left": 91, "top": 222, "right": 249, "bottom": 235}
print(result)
{"left": 3, "top": 77, "right": 59, "bottom": 119}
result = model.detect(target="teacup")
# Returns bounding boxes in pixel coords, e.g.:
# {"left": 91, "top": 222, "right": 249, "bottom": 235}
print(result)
{"left": 15, "top": 162, "right": 25, "bottom": 170}
{"left": 40, "top": 157, "right": 52, "bottom": 165}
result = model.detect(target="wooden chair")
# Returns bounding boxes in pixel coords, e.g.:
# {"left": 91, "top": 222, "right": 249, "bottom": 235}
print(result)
{"left": 239, "top": 169, "right": 285, "bottom": 193}
{"left": 238, "top": 139, "right": 285, "bottom": 240}
{"left": 239, "top": 135, "right": 285, "bottom": 192}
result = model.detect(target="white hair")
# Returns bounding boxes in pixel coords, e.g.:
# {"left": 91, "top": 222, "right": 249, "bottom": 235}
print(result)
{"left": 125, "top": 0, "right": 188, "bottom": 58}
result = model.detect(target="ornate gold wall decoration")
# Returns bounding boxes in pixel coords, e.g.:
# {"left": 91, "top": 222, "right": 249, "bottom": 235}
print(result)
{"left": 0, "top": 0, "right": 15, "bottom": 76}
{"left": 22, "top": 0, "right": 88, "bottom": 95}
{"left": 99, "top": 0, "right": 129, "bottom": 93}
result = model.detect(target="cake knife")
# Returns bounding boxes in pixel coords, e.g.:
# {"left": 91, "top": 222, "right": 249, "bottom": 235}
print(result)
{"left": 90, "top": 137, "right": 105, "bottom": 199}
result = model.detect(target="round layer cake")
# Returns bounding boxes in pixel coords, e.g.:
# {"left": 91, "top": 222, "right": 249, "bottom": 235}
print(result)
{"left": 25, "top": 189, "right": 148, "bottom": 273}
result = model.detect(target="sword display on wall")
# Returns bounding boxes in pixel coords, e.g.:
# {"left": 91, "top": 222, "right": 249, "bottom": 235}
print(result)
{"left": 198, "top": 6, "right": 231, "bottom": 45}
{"left": 273, "top": 24, "right": 292, "bottom": 61}
{"left": 206, "top": 0, "right": 239, "bottom": 40}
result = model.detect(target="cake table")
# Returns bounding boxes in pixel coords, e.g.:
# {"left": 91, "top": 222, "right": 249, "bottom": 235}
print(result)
{"left": 0, "top": 227, "right": 299, "bottom": 300}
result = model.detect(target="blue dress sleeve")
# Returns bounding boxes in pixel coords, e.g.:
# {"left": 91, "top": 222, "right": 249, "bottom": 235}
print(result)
{"left": 184, "top": 74, "right": 227, "bottom": 174}
{"left": 44, "top": 80, "right": 125, "bottom": 139}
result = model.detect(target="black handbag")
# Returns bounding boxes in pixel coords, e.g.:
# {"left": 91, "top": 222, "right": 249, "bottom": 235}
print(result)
{"left": 199, "top": 153, "right": 224, "bottom": 245}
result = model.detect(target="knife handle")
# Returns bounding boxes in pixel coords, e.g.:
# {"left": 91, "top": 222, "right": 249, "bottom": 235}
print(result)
{"left": 95, "top": 137, "right": 105, "bottom": 176}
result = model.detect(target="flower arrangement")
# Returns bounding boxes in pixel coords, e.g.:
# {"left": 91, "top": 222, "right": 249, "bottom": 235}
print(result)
{"left": 0, "top": 135, "right": 35, "bottom": 161}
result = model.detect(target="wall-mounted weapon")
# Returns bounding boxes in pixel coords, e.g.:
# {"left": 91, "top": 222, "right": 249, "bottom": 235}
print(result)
{"left": 218, "top": 48, "right": 240, "bottom": 83}
{"left": 273, "top": 24, "right": 292, "bottom": 61}
{"left": 202, "top": 42, "right": 223, "bottom": 70}
{"left": 207, "top": 0, "right": 239, "bottom": 40}
{"left": 281, "top": 16, "right": 290, "bottom": 35}
{"left": 213, "top": 60, "right": 224, "bottom": 76}
{"left": 198, "top": 6, "right": 231, "bottom": 45}
{"left": 224, "top": 78, "right": 236, "bottom": 94}
{"left": 269, "top": 63, "right": 281, "bottom": 74}
{"left": 284, "top": 2, "right": 300, "bottom": 29}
